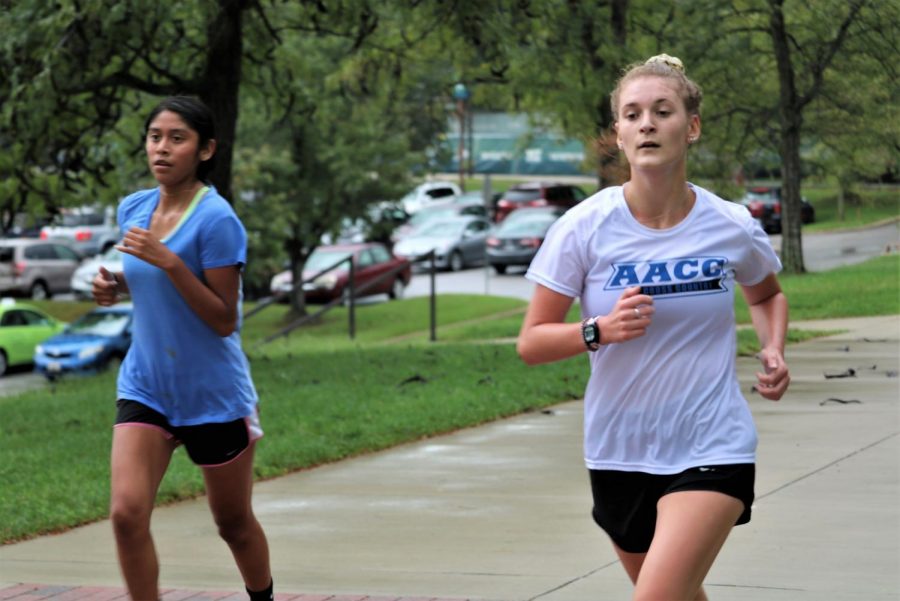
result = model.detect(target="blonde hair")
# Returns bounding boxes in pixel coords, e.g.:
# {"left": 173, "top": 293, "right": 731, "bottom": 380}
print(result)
{"left": 610, "top": 54, "right": 703, "bottom": 119}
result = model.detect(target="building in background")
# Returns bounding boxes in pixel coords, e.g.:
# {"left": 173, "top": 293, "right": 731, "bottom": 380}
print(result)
{"left": 438, "top": 112, "right": 591, "bottom": 177}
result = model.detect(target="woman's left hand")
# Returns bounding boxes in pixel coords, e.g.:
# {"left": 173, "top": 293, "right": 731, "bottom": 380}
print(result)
{"left": 754, "top": 347, "right": 790, "bottom": 401}
{"left": 116, "top": 227, "right": 178, "bottom": 271}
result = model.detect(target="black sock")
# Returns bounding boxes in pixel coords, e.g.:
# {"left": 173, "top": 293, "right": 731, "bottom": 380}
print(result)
{"left": 246, "top": 579, "right": 273, "bottom": 601}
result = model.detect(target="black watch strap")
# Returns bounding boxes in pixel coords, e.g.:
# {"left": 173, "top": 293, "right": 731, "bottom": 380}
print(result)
{"left": 581, "top": 316, "right": 601, "bottom": 351}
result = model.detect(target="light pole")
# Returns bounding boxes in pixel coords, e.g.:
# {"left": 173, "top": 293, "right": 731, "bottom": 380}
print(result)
{"left": 452, "top": 82, "right": 470, "bottom": 189}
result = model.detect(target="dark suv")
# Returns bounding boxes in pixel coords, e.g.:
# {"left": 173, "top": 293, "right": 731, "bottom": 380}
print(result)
{"left": 494, "top": 182, "right": 589, "bottom": 222}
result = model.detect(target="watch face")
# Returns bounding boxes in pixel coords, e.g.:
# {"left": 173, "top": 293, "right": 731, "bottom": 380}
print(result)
{"left": 583, "top": 324, "right": 597, "bottom": 343}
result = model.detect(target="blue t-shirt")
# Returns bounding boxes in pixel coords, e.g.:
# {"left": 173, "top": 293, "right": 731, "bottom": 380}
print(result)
{"left": 116, "top": 186, "right": 258, "bottom": 426}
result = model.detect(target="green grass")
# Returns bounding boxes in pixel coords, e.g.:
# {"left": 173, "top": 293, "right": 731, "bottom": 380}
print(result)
{"left": 0, "top": 253, "right": 896, "bottom": 544}
{"left": 801, "top": 185, "right": 898, "bottom": 232}
{"left": 734, "top": 254, "right": 899, "bottom": 323}
{"left": 0, "top": 344, "right": 587, "bottom": 543}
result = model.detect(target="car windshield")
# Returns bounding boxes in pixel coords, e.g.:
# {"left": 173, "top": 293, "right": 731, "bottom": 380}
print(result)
{"left": 744, "top": 188, "right": 779, "bottom": 202}
{"left": 409, "top": 207, "right": 456, "bottom": 226}
{"left": 497, "top": 217, "right": 555, "bottom": 236}
{"left": 67, "top": 311, "right": 130, "bottom": 336}
{"left": 503, "top": 190, "right": 542, "bottom": 202}
{"left": 418, "top": 221, "right": 466, "bottom": 237}
{"left": 306, "top": 250, "right": 353, "bottom": 271}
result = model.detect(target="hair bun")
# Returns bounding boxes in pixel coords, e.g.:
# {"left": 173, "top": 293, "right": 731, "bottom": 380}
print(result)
{"left": 645, "top": 54, "right": 684, "bottom": 72}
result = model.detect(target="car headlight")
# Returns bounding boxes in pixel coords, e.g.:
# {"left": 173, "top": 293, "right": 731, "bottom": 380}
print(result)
{"left": 35, "top": 345, "right": 44, "bottom": 355}
{"left": 313, "top": 274, "right": 339, "bottom": 290}
{"left": 78, "top": 344, "right": 105, "bottom": 360}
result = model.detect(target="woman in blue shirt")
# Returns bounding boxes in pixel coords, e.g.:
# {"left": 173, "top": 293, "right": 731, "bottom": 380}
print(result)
{"left": 93, "top": 96, "right": 272, "bottom": 601}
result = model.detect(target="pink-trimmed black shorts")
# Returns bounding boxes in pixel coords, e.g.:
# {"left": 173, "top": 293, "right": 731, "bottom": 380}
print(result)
{"left": 114, "top": 399, "right": 263, "bottom": 467}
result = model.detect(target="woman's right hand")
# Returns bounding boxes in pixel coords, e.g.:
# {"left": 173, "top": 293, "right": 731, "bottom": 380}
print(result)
{"left": 597, "top": 286, "right": 655, "bottom": 344}
{"left": 93, "top": 266, "right": 119, "bottom": 306}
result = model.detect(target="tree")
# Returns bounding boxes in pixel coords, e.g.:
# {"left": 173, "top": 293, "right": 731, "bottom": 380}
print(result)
{"left": 233, "top": 4, "right": 451, "bottom": 314}
{"left": 678, "top": 0, "right": 893, "bottom": 273}
{"left": 0, "top": 0, "right": 278, "bottom": 220}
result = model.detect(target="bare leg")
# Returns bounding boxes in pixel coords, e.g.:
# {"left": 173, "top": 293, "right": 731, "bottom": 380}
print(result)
{"left": 203, "top": 442, "right": 271, "bottom": 591}
{"left": 632, "top": 490, "right": 743, "bottom": 601}
{"left": 109, "top": 426, "right": 177, "bottom": 600}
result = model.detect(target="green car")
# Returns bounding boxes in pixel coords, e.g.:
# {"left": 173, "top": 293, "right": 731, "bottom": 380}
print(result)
{"left": 0, "top": 299, "right": 66, "bottom": 376}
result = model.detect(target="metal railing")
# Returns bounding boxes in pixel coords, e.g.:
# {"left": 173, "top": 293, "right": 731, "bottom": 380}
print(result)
{"left": 248, "top": 250, "right": 437, "bottom": 348}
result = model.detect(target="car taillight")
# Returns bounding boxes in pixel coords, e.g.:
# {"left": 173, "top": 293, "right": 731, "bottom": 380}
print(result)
{"left": 774, "top": 202, "right": 781, "bottom": 214}
{"left": 13, "top": 261, "right": 26, "bottom": 277}
{"left": 526, "top": 199, "right": 548, "bottom": 207}
{"left": 747, "top": 201, "right": 764, "bottom": 217}
{"left": 519, "top": 237, "right": 543, "bottom": 248}
{"left": 497, "top": 200, "right": 513, "bottom": 209}
{"left": 75, "top": 229, "right": 93, "bottom": 241}
{"left": 39, "top": 230, "right": 48, "bottom": 239}
{"left": 486, "top": 237, "right": 500, "bottom": 247}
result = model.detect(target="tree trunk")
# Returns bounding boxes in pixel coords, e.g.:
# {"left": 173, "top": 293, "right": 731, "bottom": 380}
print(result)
{"left": 288, "top": 243, "right": 310, "bottom": 318}
{"left": 768, "top": 0, "right": 806, "bottom": 273}
{"left": 199, "top": 0, "right": 250, "bottom": 203}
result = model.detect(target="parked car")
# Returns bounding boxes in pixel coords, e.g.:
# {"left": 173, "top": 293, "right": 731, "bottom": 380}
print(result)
{"left": 500, "top": 205, "right": 568, "bottom": 225}
{"left": 70, "top": 245, "right": 124, "bottom": 300}
{"left": 494, "top": 181, "right": 589, "bottom": 222}
{"left": 0, "top": 239, "right": 82, "bottom": 299}
{"left": 391, "top": 200, "right": 489, "bottom": 243}
{"left": 399, "top": 181, "right": 462, "bottom": 214}
{"left": 739, "top": 186, "right": 815, "bottom": 234}
{"left": 392, "top": 215, "right": 492, "bottom": 271}
{"left": 270, "top": 242, "right": 411, "bottom": 304}
{"left": 0, "top": 299, "right": 66, "bottom": 376}
{"left": 320, "top": 202, "right": 409, "bottom": 246}
{"left": 486, "top": 208, "right": 563, "bottom": 274}
{"left": 40, "top": 205, "right": 120, "bottom": 257}
{"left": 34, "top": 303, "right": 133, "bottom": 379}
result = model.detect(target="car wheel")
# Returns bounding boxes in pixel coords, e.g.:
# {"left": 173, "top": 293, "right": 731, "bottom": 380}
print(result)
{"left": 493, "top": 264, "right": 507, "bottom": 275}
{"left": 389, "top": 278, "right": 405, "bottom": 300}
{"left": 29, "top": 281, "right": 50, "bottom": 300}
{"left": 0, "top": 351, "right": 7, "bottom": 377}
{"left": 449, "top": 251, "right": 464, "bottom": 272}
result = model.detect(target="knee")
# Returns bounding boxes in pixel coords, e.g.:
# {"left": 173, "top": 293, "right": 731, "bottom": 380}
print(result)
{"left": 109, "top": 498, "right": 152, "bottom": 540}
{"left": 213, "top": 510, "right": 256, "bottom": 546}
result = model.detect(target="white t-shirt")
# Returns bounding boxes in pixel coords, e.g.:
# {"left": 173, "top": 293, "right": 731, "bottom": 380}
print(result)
{"left": 526, "top": 184, "right": 781, "bottom": 474}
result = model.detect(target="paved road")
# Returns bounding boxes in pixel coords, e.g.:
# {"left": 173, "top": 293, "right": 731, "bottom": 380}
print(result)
{"left": 770, "top": 220, "right": 899, "bottom": 271}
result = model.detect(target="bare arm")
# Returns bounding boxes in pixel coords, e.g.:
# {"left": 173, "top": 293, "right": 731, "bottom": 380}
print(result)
{"left": 517, "top": 284, "right": 655, "bottom": 365}
{"left": 741, "top": 273, "right": 790, "bottom": 400}
{"left": 107, "top": 227, "right": 240, "bottom": 337}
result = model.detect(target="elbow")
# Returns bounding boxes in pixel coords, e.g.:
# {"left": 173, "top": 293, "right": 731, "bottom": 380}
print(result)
{"left": 214, "top": 316, "right": 239, "bottom": 338}
{"left": 516, "top": 337, "right": 542, "bottom": 366}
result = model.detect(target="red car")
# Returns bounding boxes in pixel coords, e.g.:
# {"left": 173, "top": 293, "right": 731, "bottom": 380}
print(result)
{"left": 494, "top": 182, "right": 588, "bottom": 222}
{"left": 270, "top": 243, "right": 411, "bottom": 304}
{"left": 739, "top": 186, "right": 815, "bottom": 234}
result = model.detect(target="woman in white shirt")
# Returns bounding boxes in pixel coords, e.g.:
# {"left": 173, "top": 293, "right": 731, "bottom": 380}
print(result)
{"left": 518, "top": 54, "right": 790, "bottom": 600}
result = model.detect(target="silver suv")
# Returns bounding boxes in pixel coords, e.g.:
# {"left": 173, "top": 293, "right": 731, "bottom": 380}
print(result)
{"left": 40, "top": 205, "right": 119, "bottom": 257}
{"left": 0, "top": 239, "right": 82, "bottom": 299}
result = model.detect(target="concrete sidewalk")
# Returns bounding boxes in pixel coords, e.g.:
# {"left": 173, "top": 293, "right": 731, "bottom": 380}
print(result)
{"left": 1, "top": 316, "right": 898, "bottom": 600}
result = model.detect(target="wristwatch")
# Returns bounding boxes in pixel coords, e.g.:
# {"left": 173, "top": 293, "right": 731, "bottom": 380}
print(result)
{"left": 581, "top": 316, "right": 601, "bottom": 351}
